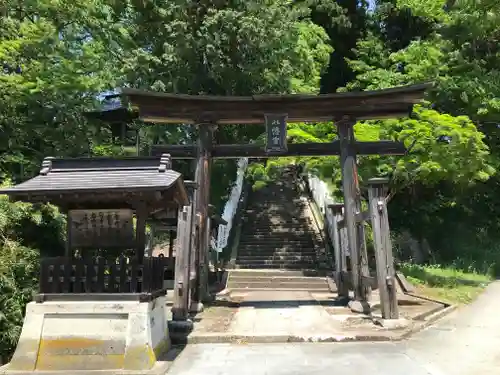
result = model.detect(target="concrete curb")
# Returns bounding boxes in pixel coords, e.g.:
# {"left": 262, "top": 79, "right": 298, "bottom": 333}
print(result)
{"left": 0, "top": 361, "right": 174, "bottom": 375}
{"left": 398, "top": 304, "right": 458, "bottom": 340}
{"left": 172, "top": 333, "right": 395, "bottom": 344}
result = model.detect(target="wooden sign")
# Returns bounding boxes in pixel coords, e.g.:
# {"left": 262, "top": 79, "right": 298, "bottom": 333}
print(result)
{"left": 68, "top": 209, "right": 135, "bottom": 249}
{"left": 265, "top": 114, "right": 288, "bottom": 153}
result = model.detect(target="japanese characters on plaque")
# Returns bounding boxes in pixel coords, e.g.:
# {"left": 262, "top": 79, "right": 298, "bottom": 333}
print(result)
{"left": 265, "top": 114, "right": 288, "bottom": 153}
{"left": 68, "top": 209, "right": 135, "bottom": 248}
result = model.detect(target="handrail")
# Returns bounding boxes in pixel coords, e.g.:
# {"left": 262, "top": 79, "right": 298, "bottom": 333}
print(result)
{"left": 304, "top": 174, "right": 341, "bottom": 261}
{"left": 225, "top": 180, "right": 252, "bottom": 268}
{"left": 213, "top": 158, "right": 249, "bottom": 264}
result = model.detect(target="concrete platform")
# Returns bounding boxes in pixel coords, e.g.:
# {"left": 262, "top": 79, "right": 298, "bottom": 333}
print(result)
{"left": 0, "top": 297, "right": 172, "bottom": 374}
{"left": 170, "top": 289, "right": 452, "bottom": 344}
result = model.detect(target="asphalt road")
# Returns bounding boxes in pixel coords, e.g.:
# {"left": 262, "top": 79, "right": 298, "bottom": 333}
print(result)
{"left": 167, "top": 281, "right": 500, "bottom": 375}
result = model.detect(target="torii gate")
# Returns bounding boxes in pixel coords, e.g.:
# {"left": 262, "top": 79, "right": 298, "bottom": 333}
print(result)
{"left": 89, "top": 83, "right": 430, "bottom": 319}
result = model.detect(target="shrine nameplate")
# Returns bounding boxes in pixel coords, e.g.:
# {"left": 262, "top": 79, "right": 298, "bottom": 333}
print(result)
{"left": 69, "top": 209, "right": 135, "bottom": 248}
{"left": 265, "top": 114, "right": 288, "bottom": 153}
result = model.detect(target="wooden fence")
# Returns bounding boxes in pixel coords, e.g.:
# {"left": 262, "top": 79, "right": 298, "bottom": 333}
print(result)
{"left": 37, "top": 256, "right": 174, "bottom": 301}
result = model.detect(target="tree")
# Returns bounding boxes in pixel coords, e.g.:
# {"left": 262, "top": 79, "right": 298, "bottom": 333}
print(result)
{"left": 0, "top": 184, "right": 65, "bottom": 362}
{"left": 0, "top": 1, "right": 121, "bottom": 180}
{"left": 334, "top": 0, "right": 500, "bottom": 268}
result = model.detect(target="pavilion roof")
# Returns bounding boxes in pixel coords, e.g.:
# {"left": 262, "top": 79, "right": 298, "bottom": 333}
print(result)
{"left": 87, "top": 83, "right": 431, "bottom": 125}
{"left": 0, "top": 154, "right": 189, "bottom": 206}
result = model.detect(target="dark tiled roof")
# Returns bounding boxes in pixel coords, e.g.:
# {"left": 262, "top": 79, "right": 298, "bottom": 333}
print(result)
{"left": 0, "top": 154, "right": 184, "bottom": 196}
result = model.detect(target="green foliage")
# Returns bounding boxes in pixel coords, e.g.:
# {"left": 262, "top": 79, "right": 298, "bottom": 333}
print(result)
{"left": 210, "top": 160, "right": 238, "bottom": 212}
{"left": 252, "top": 180, "right": 268, "bottom": 192}
{"left": 362, "top": 106, "right": 494, "bottom": 186}
{"left": 399, "top": 262, "right": 491, "bottom": 287}
{"left": 0, "top": 242, "right": 38, "bottom": 363}
{"left": 0, "top": 1, "right": 120, "bottom": 180}
{"left": 399, "top": 262, "right": 492, "bottom": 304}
{"left": 0, "top": 184, "right": 65, "bottom": 361}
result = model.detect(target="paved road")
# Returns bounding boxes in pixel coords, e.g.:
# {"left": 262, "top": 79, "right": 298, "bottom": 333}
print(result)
{"left": 167, "top": 281, "right": 500, "bottom": 375}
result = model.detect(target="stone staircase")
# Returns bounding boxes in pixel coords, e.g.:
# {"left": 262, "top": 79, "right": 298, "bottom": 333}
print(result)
{"left": 227, "top": 165, "right": 332, "bottom": 293}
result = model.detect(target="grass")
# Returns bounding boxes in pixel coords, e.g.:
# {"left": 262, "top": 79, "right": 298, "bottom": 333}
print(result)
{"left": 399, "top": 263, "right": 493, "bottom": 305}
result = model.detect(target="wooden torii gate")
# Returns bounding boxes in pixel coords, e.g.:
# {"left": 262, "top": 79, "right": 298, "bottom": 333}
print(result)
{"left": 91, "top": 83, "right": 430, "bottom": 319}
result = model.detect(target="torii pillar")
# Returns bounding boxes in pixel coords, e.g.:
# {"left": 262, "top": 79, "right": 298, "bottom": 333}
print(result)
{"left": 337, "top": 117, "right": 371, "bottom": 313}
{"left": 190, "top": 123, "right": 216, "bottom": 312}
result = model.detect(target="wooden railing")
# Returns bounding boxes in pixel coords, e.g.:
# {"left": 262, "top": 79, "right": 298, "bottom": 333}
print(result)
{"left": 36, "top": 256, "right": 175, "bottom": 302}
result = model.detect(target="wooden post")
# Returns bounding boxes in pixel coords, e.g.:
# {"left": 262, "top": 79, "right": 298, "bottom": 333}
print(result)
{"left": 135, "top": 207, "right": 147, "bottom": 264}
{"left": 368, "top": 178, "right": 399, "bottom": 319}
{"left": 168, "top": 230, "right": 174, "bottom": 259}
{"left": 337, "top": 119, "right": 370, "bottom": 312}
{"left": 172, "top": 205, "right": 191, "bottom": 321}
{"left": 192, "top": 123, "right": 215, "bottom": 309}
{"left": 330, "top": 203, "right": 349, "bottom": 300}
{"left": 190, "top": 214, "right": 202, "bottom": 312}
{"left": 356, "top": 178, "right": 372, "bottom": 302}
{"left": 145, "top": 224, "right": 153, "bottom": 258}
{"left": 338, "top": 121, "right": 361, "bottom": 298}
{"left": 65, "top": 211, "right": 72, "bottom": 258}
{"left": 339, "top": 217, "right": 350, "bottom": 281}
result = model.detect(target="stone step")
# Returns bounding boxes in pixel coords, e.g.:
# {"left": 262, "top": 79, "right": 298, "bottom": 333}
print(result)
{"left": 242, "top": 219, "right": 310, "bottom": 224}
{"left": 237, "top": 248, "right": 317, "bottom": 254}
{"left": 237, "top": 253, "right": 318, "bottom": 260}
{"left": 241, "top": 225, "right": 313, "bottom": 231}
{"left": 240, "top": 232, "right": 313, "bottom": 238}
{"left": 238, "top": 247, "right": 319, "bottom": 255}
{"left": 243, "top": 215, "right": 311, "bottom": 220}
{"left": 247, "top": 206, "right": 307, "bottom": 211}
{"left": 245, "top": 207, "right": 307, "bottom": 212}
{"left": 244, "top": 225, "right": 313, "bottom": 230}
{"left": 243, "top": 212, "right": 310, "bottom": 216}
{"left": 237, "top": 256, "right": 317, "bottom": 263}
{"left": 246, "top": 201, "right": 307, "bottom": 205}
{"left": 229, "top": 269, "right": 328, "bottom": 277}
{"left": 238, "top": 248, "right": 317, "bottom": 254}
{"left": 243, "top": 227, "right": 314, "bottom": 232}
{"left": 237, "top": 256, "right": 319, "bottom": 263}
{"left": 240, "top": 233, "right": 315, "bottom": 237}
{"left": 245, "top": 212, "right": 308, "bottom": 215}
{"left": 238, "top": 238, "right": 319, "bottom": 244}
{"left": 228, "top": 281, "right": 329, "bottom": 290}
{"left": 241, "top": 224, "right": 311, "bottom": 230}
{"left": 239, "top": 238, "right": 315, "bottom": 243}
{"left": 234, "top": 262, "right": 317, "bottom": 269}
{"left": 239, "top": 236, "right": 315, "bottom": 241}
{"left": 242, "top": 218, "right": 311, "bottom": 222}
{"left": 237, "top": 250, "right": 318, "bottom": 256}
{"left": 238, "top": 242, "right": 324, "bottom": 250}
{"left": 238, "top": 247, "right": 318, "bottom": 252}
{"left": 246, "top": 211, "right": 306, "bottom": 214}
{"left": 238, "top": 240, "right": 317, "bottom": 246}
{"left": 240, "top": 236, "right": 313, "bottom": 241}
{"left": 238, "top": 239, "right": 315, "bottom": 245}
{"left": 241, "top": 219, "right": 311, "bottom": 225}
{"left": 238, "top": 242, "right": 316, "bottom": 247}
{"left": 228, "top": 275, "right": 328, "bottom": 283}
{"left": 245, "top": 209, "right": 309, "bottom": 212}
{"left": 240, "top": 230, "right": 315, "bottom": 235}
{"left": 229, "top": 287, "right": 329, "bottom": 293}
